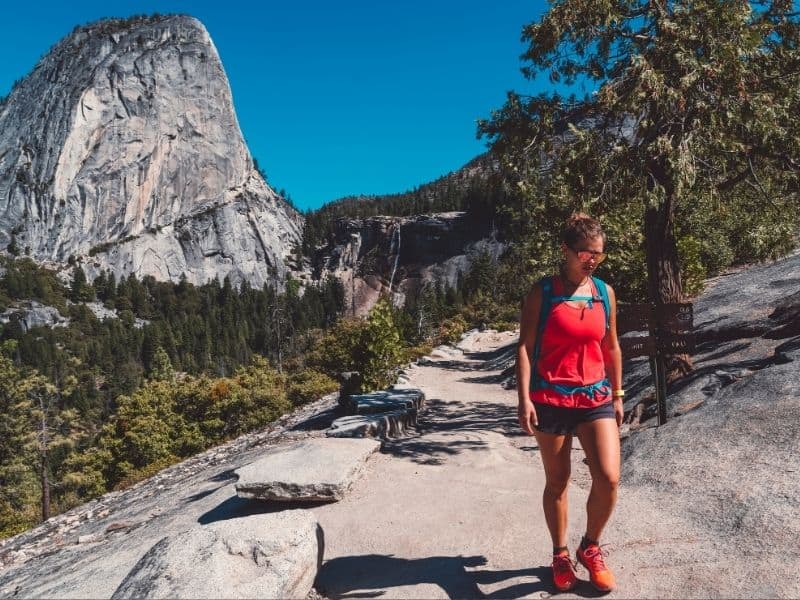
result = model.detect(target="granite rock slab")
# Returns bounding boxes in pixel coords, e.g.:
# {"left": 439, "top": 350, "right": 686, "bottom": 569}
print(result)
{"left": 326, "top": 410, "right": 418, "bottom": 439}
{"left": 112, "top": 510, "right": 321, "bottom": 599}
{"left": 234, "top": 438, "right": 380, "bottom": 502}
{"left": 343, "top": 388, "right": 425, "bottom": 415}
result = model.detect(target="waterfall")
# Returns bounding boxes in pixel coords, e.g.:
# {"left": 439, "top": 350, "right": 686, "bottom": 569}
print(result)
{"left": 388, "top": 222, "right": 401, "bottom": 293}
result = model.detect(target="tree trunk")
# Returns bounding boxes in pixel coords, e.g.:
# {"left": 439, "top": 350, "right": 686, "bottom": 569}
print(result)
{"left": 38, "top": 395, "right": 50, "bottom": 521}
{"left": 644, "top": 196, "right": 693, "bottom": 380}
{"left": 41, "top": 454, "right": 50, "bottom": 522}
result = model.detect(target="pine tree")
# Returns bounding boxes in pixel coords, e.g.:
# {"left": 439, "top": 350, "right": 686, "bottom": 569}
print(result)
{"left": 480, "top": 0, "right": 800, "bottom": 375}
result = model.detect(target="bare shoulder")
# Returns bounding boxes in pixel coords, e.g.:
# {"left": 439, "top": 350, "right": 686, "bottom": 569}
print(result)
{"left": 522, "top": 280, "right": 543, "bottom": 310}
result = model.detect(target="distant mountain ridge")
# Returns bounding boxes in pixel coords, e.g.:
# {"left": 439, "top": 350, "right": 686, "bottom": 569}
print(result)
{"left": 301, "top": 153, "right": 505, "bottom": 254}
{"left": 0, "top": 14, "right": 301, "bottom": 288}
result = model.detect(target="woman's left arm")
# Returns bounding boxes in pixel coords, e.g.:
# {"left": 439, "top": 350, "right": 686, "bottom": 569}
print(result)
{"left": 601, "top": 284, "right": 624, "bottom": 427}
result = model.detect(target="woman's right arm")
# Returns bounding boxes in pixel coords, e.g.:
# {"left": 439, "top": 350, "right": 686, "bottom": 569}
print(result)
{"left": 516, "top": 283, "right": 542, "bottom": 435}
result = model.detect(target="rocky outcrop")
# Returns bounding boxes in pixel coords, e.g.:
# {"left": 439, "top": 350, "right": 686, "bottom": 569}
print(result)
{"left": 234, "top": 438, "right": 381, "bottom": 502}
{"left": 614, "top": 250, "right": 800, "bottom": 557}
{"left": 340, "top": 388, "right": 425, "bottom": 416}
{"left": 0, "top": 300, "right": 69, "bottom": 332}
{"left": 313, "top": 212, "right": 503, "bottom": 316}
{"left": 326, "top": 410, "right": 418, "bottom": 438}
{"left": 327, "top": 388, "right": 425, "bottom": 439}
{"left": 112, "top": 511, "right": 322, "bottom": 599}
{"left": 0, "top": 15, "right": 301, "bottom": 288}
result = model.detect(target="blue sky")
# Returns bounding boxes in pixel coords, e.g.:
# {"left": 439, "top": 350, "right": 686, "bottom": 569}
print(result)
{"left": 0, "top": 1, "right": 568, "bottom": 211}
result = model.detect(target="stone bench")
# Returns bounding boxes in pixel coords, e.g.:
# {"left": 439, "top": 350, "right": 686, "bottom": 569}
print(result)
{"left": 234, "top": 438, "right": 380, "bottom": 502}
{"left": 328, "top": 388, "right": 425, "bottom": 439}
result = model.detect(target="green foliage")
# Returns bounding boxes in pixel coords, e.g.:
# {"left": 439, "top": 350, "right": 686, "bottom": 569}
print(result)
{"left": 462, "top": 249, "right": 497, "bottom": 303}
{"left": 70, "top": 266, "right": 95, "bottom": 303}
{"left": 149, "top": 346, "right": 174, "bottom": 381}
{"left": 306, "top": 297, "right": 405, "bottom": 392}
{"left": 286, "top": 369, "right": 339, "bottom": 406}
{"left": 72, "top": 357, "right": 293, "bottom": 492}
{"left": 480, "top": 0, "right": 800, "bottom": 305}
{"left": 437, "top": 314, "right": 468, "bottom": 345}
{"left": 0, "top": 256, "right": 68, "bottom": 311}
{"left": 676, "top": 235, "right": 707, "bottom": 298}
{"left": 0, "top": 355, "right": 38, "bottom": 536}
{"left": 362, "top": 297, "right": 404, "bottom": 391}
{"left": 305, "top": 317, "right": 369, "bottom": 376}
{"left": 0, "top": 261, "right": 349, "bottom": 533}
{"left": 7, "top": 235, "right": 19, "bottom": 257}
{"left": 59, "top": 446, "right": 112, "bottom": 500}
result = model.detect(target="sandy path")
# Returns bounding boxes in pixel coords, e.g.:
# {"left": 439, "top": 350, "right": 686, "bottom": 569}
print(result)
{"left": 312, "top": 330, "right": 728, "bottom": 599}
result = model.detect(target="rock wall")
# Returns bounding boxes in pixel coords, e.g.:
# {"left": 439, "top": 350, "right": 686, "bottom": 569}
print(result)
{"left": 0, "top": 15, "right": 302, "bottom": 288}
{"left": 312, "top": 212, "right": 503, "bottom": 316}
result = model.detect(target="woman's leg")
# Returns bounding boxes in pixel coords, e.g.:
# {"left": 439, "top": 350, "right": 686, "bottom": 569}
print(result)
{"left": 575, "top": 417, "right": 620, "bottom": 542}
{"left": 533, "top": 430, "right": 573, "bottom": 549}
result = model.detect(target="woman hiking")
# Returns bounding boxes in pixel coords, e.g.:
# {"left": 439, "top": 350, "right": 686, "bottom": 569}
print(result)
{"left": 516, "top": 212, "right": 623, "bottom": 593}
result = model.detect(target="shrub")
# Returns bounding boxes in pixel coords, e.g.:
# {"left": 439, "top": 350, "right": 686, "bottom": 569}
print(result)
{"left": 438, "top": 314, "right": 468, "bottom": 345}
{"left": 286, "top": 369, "right": 339, "bottom": 406}
{"left": 676, "top": 235, "right": 707, "bottom": 298}
{"left": 306, "top": 297, "right": 405, "bottom": 392}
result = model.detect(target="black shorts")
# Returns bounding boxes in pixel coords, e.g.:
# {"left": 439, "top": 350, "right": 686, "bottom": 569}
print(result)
{"left": 533, "top": 401, "right": 616, "bottom": 435}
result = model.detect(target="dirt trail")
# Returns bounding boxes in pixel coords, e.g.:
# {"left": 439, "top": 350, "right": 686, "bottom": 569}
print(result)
{"left": 312, "top": 330, "right": 728, "bottom": 599}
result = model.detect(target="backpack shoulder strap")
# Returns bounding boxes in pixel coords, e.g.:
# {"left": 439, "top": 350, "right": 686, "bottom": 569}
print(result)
{"left": 591, "top": 276, "right": 611, "bottom": 331}
{"left": 529, "top": 275, "right": 555, "bottom": 392}
{"left": 537, "top": 275, "right": 555, "bottom": 336}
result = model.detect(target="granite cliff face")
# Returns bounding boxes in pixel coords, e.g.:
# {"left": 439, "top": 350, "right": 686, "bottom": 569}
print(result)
{"left": 0, "top": 15, "right": 302, "bottom": 287}
{"left": 312, "top": 212, "right": 503, "bottom": 316}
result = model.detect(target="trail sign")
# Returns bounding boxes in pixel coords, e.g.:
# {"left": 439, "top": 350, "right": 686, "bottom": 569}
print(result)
{"left": 616, "top": 303, "right": 694, "bottom": 425}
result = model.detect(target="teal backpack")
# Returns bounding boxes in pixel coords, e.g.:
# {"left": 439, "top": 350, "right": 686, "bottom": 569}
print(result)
{"left": 528, "top": 275, "right": 611, "bottom": 398}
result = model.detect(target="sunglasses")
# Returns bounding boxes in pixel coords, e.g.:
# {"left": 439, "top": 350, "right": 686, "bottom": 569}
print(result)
{"left": 569, "top": 246, "right": 607, "bottom": 264}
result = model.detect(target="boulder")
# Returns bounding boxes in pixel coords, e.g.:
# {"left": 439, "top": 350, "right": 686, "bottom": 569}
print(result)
{"left": 0, "top": 300, "right": 70, "bottom": 332}
{"left": 326, "top": 410, "right": 417, "bottom": 439}
{"left": 342, "top": 388, "right": 425, "bottom": 415}
{"left": 337, "top": 371, "right": 363, "bottom": 409}
{"left": 112, "top": 510, "right": 321, "bottom": 599}
{"left": 234, "top": 438, "right": 380, "bottom": 502}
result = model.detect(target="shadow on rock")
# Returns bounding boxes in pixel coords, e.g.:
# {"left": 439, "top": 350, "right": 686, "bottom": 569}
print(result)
{"left": 461, "top": 372, "right": 509, "bottom": 385}
{"left": 419, "top": 359, "right": 483, "bottom": 372}
{"left": 315, "top": 553, "right": 520, "bottom": 599}
{"left": 477, "top": 565, "right": 619, "bottom": 599}
{"left": 208, "top": 468, "right": 239, "bottom": 483}
{"left": 182, "top": 486, "right": 221, "bottom": 504}
{"left": 198, "top": 495, "right": 333, "bottom": 525}
{"left": 419, "top": 398, "right": 518, "bottom": 435}
{"left": 291, "top": 406, "right": 341, "bottom": 431}
{"left": 380, "top": 398, "right": 519, "bottom": 465}
{"left": 462, "top": 342, "right": 516, "bottom": 363}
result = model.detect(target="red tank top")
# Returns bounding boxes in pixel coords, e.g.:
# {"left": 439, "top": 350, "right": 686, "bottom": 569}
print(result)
{"left": 529, "top": 276, "right": 609, "bottom": 408}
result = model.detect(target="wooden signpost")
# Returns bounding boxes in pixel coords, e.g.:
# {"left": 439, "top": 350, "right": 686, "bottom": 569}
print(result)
{"left": 617, "top": 302, "right": 694, "bottom": 426}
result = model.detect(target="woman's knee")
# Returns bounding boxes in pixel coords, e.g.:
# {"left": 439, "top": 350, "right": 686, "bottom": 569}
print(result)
{"left": 544, "top": 472, "right": 571, "bottom": 495}
{"left": 593, "top": 470, "right": 619, "bottom": 492}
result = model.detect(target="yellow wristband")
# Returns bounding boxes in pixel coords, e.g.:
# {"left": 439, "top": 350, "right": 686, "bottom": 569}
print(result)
{"left": 612, "top": 389, "right": 625, "bottom": 398}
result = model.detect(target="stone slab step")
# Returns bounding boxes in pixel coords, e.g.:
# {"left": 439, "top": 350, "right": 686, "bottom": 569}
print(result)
{"left": 343, "top": 388, "right": 425, "bottom": 415}
{"left": 234, "top": 438, "right": 380, "bottom": 502}
{"left": 326, "top": 409, "right": 417, "bottom": 439}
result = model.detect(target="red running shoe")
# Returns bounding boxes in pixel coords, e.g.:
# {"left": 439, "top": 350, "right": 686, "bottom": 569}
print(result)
{"left": 576, "top": 543, "right": 615, "bottom": 592}
{"left": 551, "top": 551, "right": 577, "bottom": 592}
